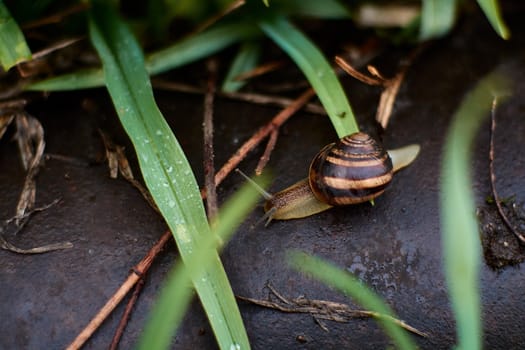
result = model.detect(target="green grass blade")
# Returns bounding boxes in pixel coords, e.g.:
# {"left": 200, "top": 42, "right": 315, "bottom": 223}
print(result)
{"left": 477, "top": 0, "right": 510, "bottom": 39}
{"left": 88, "top": 2, "right": 250, "bottom": 349}
{"left": 289, "top": 252, "right": 417, "bottom": 350}
{"left": 221, "top": 41, "right": 260, "bottom": 92}
{"left": 440, "top": 71, "right": 510, "bottom": 350}
{"left": 146, "top": 22, "right": 259, "bottom": 75}
{"left": 258, "top": 15, "right": 357, "bottom": 138}
{"left": 419, "top": 0, "right": 457, "bottom": 41}
{"left": 0, "top": 1, "right": 31, "bottom": 70}
{"left": 27, "top": 21, "right": 259, "bottom": 91}
{"left": 137, "top": 176, "right": 268, "bottom": 350}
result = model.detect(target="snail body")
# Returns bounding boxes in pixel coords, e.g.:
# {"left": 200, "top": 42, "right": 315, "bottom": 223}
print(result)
{"left": 263, "top": 132, "right": 420, "bottom": 223}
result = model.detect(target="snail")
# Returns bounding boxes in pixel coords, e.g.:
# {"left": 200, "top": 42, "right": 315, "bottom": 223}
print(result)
{"left": 238, "top": 132, "right": 420, "bottom": 224}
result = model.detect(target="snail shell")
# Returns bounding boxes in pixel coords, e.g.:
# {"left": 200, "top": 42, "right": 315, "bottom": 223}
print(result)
{"left": 308, "top": 132, "right": 393, "bottom": 206}
{"left": 254, "top": 131, "right": 420, "bottom": 224}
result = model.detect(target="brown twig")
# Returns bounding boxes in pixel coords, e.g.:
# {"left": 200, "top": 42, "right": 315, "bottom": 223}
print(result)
{"left": 21, "top": 3, "right": 90, "bottom": 29}
{"left": 0, "top": 235, "right": 72, "bottom": 254}
{"left": 335, "top": 56, "right": 385, "bottom": 86}
{"left": 109, "top": 278, "right": 146, "bottom": 350}
{"left": 193, "top": 0, "right": 245, "bottom": 34}
{"left": 336, "top": 46, "right": 424, "bottom": 130}
{"left": 152, "top": 79, "right": 326, "bottom": 115}
{"left": 489, "top": 98, "right": 525, "bottom": 244}
{"left": 66, "top": 230, "right": 172, "bottom": 350}
{"left": 30, "top": 37, "right": 85, "bottom": 60}
{"left": 0, "top": 98, "right": 28, "bottom": 113}
{"left": 1, "top": 198, "right": 72, "bottom": 254}
{"left": 336, "top": 54, "right": 401, "bottom": 130}
{"left": 233, "top": 60, "right": 286, "bottom": 82}
{"left": 214, "top": 88, "right": 316, "bottom": 186}
{"left": 237, "top": 284, "right": 428, "bottom": 337}
{"left": 255, "top": 129, "right": 279, "bottom": 176}
{"left": 203, "top": 59, "right": 219, "bottom": 221}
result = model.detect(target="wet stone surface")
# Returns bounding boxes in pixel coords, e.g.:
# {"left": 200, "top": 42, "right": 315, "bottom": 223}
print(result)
{"left": 1, "top": 9, "right": 525, "bottom": 350}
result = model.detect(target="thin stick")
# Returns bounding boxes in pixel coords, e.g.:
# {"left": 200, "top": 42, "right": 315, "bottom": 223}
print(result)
{"left": 30, "top": 37, "right": 84, "bottom": 60}
{"left": 255, "top": 128, "right": 279, "bottom": 175}
{"left": 237, "top": 283, "right": 427, "bottom": 337}
{"left": 152, "top": 79, "right": 326, "bottom": 115}
{"left": 233, "top": 60, "right": 285, "bottom": 82}
{"left": 21, "top": 3, "right": 90, "bottom": 29}
{"left": 489, "top": 98, "right": 525, "bottom": 244}
{"left": 203, "top": 60, "right": 219, "bottom": 221}
{"left": 335, "top": 56, "right": 385, "bottom": 86}
{"left": 214, "top": 88, "right": 316, "bottom": 187}
{"left": 193, "top": 0, "right": 245, "bottom": 34}
{"left": 109, "top": 278, "right": 146, "bottom": 350}
{"left": 66, "top": 231, "right": 172, "bottom": 350}
{"left": 1, "top": 199, "right": 73, "bottom": 254}
{"left": 0, "top": 98, "right": 27, "bottom": 112}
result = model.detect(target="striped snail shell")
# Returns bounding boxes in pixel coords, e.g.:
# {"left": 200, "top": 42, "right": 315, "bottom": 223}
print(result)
{"left": 308, "top": 132, "right": 393, "bottom": 206}
{"left": 236, "top": 131, "right": 420, "bottom": 224}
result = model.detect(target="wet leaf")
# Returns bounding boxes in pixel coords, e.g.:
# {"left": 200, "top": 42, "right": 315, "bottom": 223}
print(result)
{"left": 88, "top": 2, "right": 250, "bottom": 348}
{"left": 138, "top": 176, "right": 267, "bottom": 350}
{"left": 259, "top": 15, "right": 357, "bottom": 137}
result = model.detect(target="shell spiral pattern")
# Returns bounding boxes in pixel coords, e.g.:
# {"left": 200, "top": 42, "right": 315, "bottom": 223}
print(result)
{"left": 308, "top": 132, "right": 394, "bottom": 206}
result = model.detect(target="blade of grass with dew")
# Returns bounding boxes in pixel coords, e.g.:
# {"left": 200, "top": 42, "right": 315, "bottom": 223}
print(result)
{"left": 26, "top": 21, "right": 259, "bottom": 91}
{"left": 88, "top": 3, "right": 250, "bottom": 349}
{"left": 441, "top": 70, "right": 510, "bottom": 350}
{"left": 419, "top": 0, "right": 457, "bottom": 41}
{"left": 477, "top": 0, "right": 510, "bottom": 39}
{"left": 258, "top": 15, "right": 357, "bottom": 138}
{"left": 138, "top": 175, "right": 269, "bottom": 350}
{"left": 289, "top": 252, "right": 417, "bottom": 349}
{"left": 221, "top": 41, "right": 260, "bottom": 92}
{"left": 0, "top": 1, "right": 31, "bottom": 70}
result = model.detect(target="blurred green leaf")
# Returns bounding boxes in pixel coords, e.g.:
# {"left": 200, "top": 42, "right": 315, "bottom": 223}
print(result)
{"left": 259, "top": 15, "right": 357, "bottom": 137}
{"left": 477, "top": 0, "right": 510, "bottom": 39}
{"left": 146, "top": 22, "right": 259, "bottom": 75}
{"left": 0, "top": 1, "right": 31, "bottom": 70}
{"left": 289, "top": 252, "right": 417, "bottom": 350}
{"left": 138, "top": 175, "right": 268, "bottom": 350}
{"left": 27, "top": 21, "right": 259, "bottom": 91}
{"left": 88, "top": 2, "right": 250, "bottom": 349}
{"left": 221, "top": 41, "right": 260, "bottom": 92}
{"left": 276, "top": 0, "right": 350, "bottom": 19}
{"left": 419, "top": 0, "right": 457, "bottom": 41}
{"left": 441, "top": 70, "right": 510, "bottom": 350}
